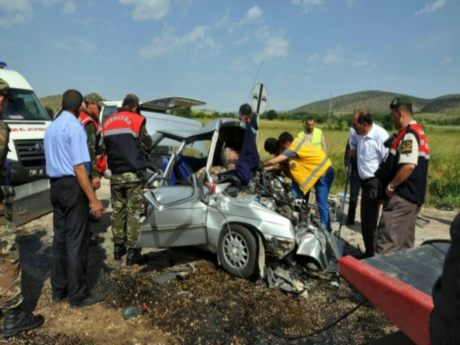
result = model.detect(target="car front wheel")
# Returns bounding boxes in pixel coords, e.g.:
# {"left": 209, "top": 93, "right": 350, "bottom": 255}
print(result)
{"left": 218, "top": 224, "right": 257, "bottom": 278}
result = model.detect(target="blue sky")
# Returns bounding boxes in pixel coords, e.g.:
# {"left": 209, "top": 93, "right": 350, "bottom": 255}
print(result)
{"left": 1, "top": 0, "right": 459, "bottom": 112}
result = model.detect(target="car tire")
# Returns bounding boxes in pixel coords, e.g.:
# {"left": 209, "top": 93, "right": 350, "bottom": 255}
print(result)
{"left": 218, "top": 224, "right": 257, "bottom": 278}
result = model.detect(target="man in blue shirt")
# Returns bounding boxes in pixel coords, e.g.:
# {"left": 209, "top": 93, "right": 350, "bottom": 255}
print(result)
{"left": 44, "top": 89, "right": 103, "bottom": 308}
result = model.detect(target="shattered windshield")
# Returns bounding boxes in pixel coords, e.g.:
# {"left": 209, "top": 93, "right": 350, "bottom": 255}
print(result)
{"left": 3, "top": 88, "right": 50, "bottom": 121}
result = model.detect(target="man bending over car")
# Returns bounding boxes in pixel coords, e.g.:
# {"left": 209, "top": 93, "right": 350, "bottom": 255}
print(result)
{"left": 264, "top": 132, "right": 334, "bottom": 232}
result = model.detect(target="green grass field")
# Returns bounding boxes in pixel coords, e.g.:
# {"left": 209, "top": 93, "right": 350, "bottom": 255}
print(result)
{"left": 256, "top": 119, "right": 460, "bottom": 208}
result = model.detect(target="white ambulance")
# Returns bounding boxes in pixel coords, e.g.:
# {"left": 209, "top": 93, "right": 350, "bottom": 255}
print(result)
{"left": 0, "top": 62, "right": 52, "bottom": 224}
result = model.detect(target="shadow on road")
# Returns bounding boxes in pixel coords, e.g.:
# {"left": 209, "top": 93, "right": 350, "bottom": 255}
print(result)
{"left": 18, "top": 207, "right": 112, "bottom": 311}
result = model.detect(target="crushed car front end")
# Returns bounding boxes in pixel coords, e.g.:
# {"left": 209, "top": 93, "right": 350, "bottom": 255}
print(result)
{"left": 205, "top": 192, "right": 296, "bottom": 259}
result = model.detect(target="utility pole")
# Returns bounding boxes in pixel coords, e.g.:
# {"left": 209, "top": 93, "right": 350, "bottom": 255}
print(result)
{"left": 328, "top": 90, "right": 333, "bottom": 126}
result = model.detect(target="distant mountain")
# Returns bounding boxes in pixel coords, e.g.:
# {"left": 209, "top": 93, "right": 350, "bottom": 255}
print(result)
{"left": 41, "top": 95, "right": 62, "bottom": 113}
{"left": 421, "top": 94, "right": 460, "bottom": 113}
{"left": 290, "top": 90, "right": 460, "bottom": 115}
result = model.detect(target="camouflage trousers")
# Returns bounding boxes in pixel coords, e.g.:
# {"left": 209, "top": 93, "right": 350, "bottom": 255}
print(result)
{"left": 110, "top": 172, "right": 145, "bottom": 248}
{"left": 0, "top": 205, "right": 23, "bottom": 310}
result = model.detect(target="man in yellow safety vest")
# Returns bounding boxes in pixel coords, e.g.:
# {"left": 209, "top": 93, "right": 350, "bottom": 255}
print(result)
{"left": 297, "top": 116, "right": 327, "bottom": 152}
{"left": 264, "top": 132, "right": 334, "bottom": 231}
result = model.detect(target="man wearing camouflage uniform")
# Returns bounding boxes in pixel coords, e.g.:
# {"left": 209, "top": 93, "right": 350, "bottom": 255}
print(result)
{"left": 102, "top": 94, "right": 154, "bottom": 265}
{"left": 0, "top": 78, "right": 44, "bottom": 337}
{"left": 79, "top": 93, "right": 106, "bottom": 190}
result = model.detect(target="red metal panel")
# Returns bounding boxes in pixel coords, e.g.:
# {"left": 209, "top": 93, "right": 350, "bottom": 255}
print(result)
{"left": 338, "top": 256, "right": 434, "bottom": 345}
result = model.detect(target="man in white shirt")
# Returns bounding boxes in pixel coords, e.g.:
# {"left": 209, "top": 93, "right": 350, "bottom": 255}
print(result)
{"left": 352, "top": 112, "right": 389, "bottom": 257}
{"left": 344, "top": 109, "right": 366, "bottom": 225}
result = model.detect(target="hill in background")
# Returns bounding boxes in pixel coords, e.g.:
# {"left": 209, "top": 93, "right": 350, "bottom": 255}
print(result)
{"left": 420, "top": 94, "right": 460, "bottom": 113}
{"left": 41, "top": 95, "right": 62, "bottom": 113}
{"left": 41, "top": 91, "right": 460, "bottom": 116}
{"left": 290, "top": 90, "right": 460, "bottom": 115}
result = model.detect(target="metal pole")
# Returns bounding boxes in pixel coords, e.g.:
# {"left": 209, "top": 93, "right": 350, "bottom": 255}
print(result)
{"left": 338, "top": 164, "right": 351, "bottom": 238}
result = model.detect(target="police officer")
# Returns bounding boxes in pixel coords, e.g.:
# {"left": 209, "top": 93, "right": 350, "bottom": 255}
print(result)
{"left": 374, "top": 97, "right": 430, "bottom": 254}
{"left": 0, "top": 78, "right": 44, "bottom": 337}
{"left": 79, "top": 93, "right": 106, "bottom": 190}
{"left": 44, "top": 89, "right": 104, "bottom": 308}
{"left": 264, "top": 132, "right": 334, "bottom": 231}
{"left": 102, "top": 94, "right": 154, "bottom": 265}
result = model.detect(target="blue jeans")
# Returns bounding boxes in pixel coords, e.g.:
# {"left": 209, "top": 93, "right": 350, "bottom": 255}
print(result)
{"left": 314, "top": 167, "right": 335, "bottom": 231}
{"left": 291, "top": 181, "right": 303, "bottom": 198}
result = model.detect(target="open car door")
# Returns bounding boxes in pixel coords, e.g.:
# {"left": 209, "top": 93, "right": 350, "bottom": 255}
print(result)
{"left": 140, "top": 97, "right": 206, "bottom": 113}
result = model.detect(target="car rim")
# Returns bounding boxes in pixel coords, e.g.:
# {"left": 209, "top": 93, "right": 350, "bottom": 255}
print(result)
{"left": 223, "top": 231, "right": 249, "bottom": 269}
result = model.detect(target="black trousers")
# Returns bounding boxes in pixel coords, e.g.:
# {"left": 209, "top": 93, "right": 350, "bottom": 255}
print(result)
{"left": 360, "top": 177, "right": 381, "bottom": 257}
{"left": 50, "top": 176, "right": 89, "bottom": 304}
{"left": 346, "top": 163, "right": 361, "bottom": 223}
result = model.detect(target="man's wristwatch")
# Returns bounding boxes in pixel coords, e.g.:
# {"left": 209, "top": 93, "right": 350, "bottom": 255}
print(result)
{"left": 387, "top": 183, "right": 395, "bottom": 192}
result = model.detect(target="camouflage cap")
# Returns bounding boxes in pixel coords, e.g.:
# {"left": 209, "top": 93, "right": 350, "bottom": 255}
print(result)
{"left": 390, "top": 96, "right": 412, "bottom": 109}
{"left": 122, "top": 93, "right": 140, "bottom": 109}
{"left": 84, "top": 92, "right": 104, "bottom": 106}
{"left": 0, "top": 78, "right": 9, "bottom": 95}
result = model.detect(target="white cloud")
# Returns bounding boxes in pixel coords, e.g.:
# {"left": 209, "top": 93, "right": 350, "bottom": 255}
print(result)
{"left": 415, "top": 0, "right": 446, "bottom": 15}
{"left": 246, "top": 6, "right": 263, "bottom": 21}
{"left": 440, "top": 57, "right": 452, "bottom": 66}
{"left": 234, "top": 36, "right": 250, "bottom": 45}
{"left": 292, "top": 0, "right": 326, "bottom": 13}
{"left": 253, "top": 27, "right": 290, "bottom": 63}
{"left": 41, "top": 0, "right": 76, "bottom": 14}
{"left": 140, "top": 25, "right": 215, "bottom": 58}
{"left": 353, "top": 57, "right": 369, "bottom": 67}
{"left": 323, "top": 44, "right": 345, "bottom": 64}
{"left": 0, "top": 0, "right": 34, "bottom": 28}
{"left": 119, "top": 0, "right": 170, "bottom": 21}
{"left": 308, "top": 45, "right": 370, "bottom": 67}
{"left": 42, "top": 0, "right": 61, "bottom": 5}
{"left": 63, "top": 0, "right": 76, "bottom": 13}
{"left": 344, "top": 0, "right": 358, "bottom": 7}
{"left": 215, "top": 10, "right": 230, "bottom": 29}
{"left": 53, "top": 36, "right": 96, "bottom": 53}
{"left": 218, "top": 6, "right": 263, "bottom": 33}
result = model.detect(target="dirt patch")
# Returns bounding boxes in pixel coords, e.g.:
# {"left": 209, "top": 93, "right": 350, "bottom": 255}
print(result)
{"left": 1, "top": 180, "right": 457, "bottom": 344}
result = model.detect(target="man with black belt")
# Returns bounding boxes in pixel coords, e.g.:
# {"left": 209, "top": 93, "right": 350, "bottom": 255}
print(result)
{"left": 353, "top": 112, "right": 389, "bottom": 257}
{"left": 0, "top": 79, "right": 44, "bottom": 337}
{"left": 44, "top": 89, "right": 104, "bottom": 308}
{"left": 102, "top": 94, "right": 154, "bottom": 265}
{"left": 375, "top": 97, "right": 430, "bottom": 254}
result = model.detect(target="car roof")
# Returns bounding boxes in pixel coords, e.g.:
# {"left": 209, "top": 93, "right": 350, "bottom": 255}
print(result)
{"left": 158, "top": 118, "right": 244, "bottom": 143}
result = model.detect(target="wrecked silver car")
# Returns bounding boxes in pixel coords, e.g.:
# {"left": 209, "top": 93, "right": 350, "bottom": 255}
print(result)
{"left": 137, "top": 119, "right": 342, "bottom": 278}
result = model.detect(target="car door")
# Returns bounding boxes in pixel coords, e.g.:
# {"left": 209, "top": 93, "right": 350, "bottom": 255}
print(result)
{"left": 136, "top": 175, "right": 208, "bottom": 248}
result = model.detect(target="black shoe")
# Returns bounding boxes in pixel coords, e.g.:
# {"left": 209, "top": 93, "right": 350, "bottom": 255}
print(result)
{"left": 114, "top": 244, "right": 127, "bottom": 261}
{"left": 126, "top": 248, "right": 147, "bottom": 266}
{"left": 52, "top": 294, "right": 66, "bottom": 303}
{"left": 70, "top": 294, "right": 103, "bottom": 309}
{"left": 2, "top": 307, "right": 45, "bottom": 338}
{"left": 346, "top": 202, "right": 357, "bottom": 226}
